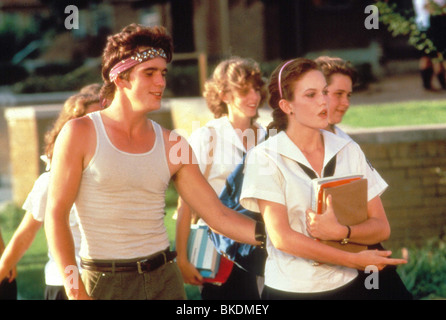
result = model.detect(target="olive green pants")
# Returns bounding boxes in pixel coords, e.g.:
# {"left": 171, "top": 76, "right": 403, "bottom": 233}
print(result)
{"left": 82, "top": 261, "right": 186, "bottom": 300}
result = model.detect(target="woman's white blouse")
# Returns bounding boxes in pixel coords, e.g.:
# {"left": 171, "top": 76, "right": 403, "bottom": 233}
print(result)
{"left": 22, "top": 171, "right": 82, "bottom": 286}
{"left": 240, "top": 130, "right": 386, "bottom": 293}
{"left": 188, "top": 116, "right": 266, "bottom": 195}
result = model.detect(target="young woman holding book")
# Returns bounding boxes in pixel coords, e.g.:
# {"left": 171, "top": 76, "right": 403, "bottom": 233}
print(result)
{"left": 239, "top": 58, "right": 407, "bottom": 300}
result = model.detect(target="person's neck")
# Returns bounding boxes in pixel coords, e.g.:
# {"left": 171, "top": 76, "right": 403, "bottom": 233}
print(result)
{"left": 227, "top": 113, "right": 257, "bottom": 150}
{"left": 286, "top": 124, "right": 325, "bottom": 176}
{"left": 104, "top": 96, "right": 150, "bottom": 133}
{"left": 325, "top": 123, "right": 336, "bottom": 133}
{"left": 286, "top": 125, "right": 324, "bottom": 155}
{"left": 228, "top": 113, "right": 253, "bottom": 132}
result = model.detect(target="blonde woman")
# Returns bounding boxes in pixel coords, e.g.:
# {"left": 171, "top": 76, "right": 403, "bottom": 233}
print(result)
{"left": 0, "top": 85, "right": 101, "bottom": 300}
{"left": 176, "top": 57, "right": 267, "bottom": 300}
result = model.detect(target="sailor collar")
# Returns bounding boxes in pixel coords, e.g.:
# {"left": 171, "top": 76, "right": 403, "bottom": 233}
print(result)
{"left": 263, "top": 129, "right": 351, "bottom": 171}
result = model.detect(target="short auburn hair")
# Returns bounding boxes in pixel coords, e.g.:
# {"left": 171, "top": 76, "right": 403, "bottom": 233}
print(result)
{"left": 100, "top": 24, "right": 173, "bottom": 103}
{"left": 315, "top": 56, "right": 357, "bottom": 86}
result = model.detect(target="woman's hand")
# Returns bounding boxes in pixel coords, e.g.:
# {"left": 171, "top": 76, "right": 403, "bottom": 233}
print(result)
{"left": 0, "top": 266, "right": 17, "bottom": 283}
{"left": 306, "top": 195, "right": 347, "bottom": 241}
{"left": 7, "top": 267, "right": 17, "bottom": 282}
{"left": 351, "top": 250, "right": 407, "bottom": 271}
{"left": 177, "top": 258, "right": 203, "bottom": 285}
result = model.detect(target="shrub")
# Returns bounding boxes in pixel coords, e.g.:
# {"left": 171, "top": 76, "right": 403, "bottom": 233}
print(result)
{"left": 397, "top": 239, "right": 446, "bottom": 299}
{"left": 0, "top": 202, "right": 25, "bottom": 231}
{"left": 13, "top": 63, "right": 102, "bottom": 94}
{"left": 0, "top": 63, "right": 29, "bottom": 85}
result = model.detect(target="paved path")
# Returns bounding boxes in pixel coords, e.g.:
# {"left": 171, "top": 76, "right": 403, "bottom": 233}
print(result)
{"left": 351, "top": 72, "right": 446, "bottom": 105}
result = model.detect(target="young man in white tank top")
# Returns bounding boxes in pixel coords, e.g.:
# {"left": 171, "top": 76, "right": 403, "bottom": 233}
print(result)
{"left": 45, "top": 24, "right": 263, "bottom": 300}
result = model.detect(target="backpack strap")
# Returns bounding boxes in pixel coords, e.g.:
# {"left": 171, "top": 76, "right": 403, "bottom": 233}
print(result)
{"left": 296, "top": 155, "right": 337, "bottom": 179}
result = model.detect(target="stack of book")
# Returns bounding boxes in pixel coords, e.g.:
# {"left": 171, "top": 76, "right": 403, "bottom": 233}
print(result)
{"left": 187, "top": 224, "right": 233, "bottom": 284}
{"left": 310, "top": 174, "right": 368, "bottom": 253}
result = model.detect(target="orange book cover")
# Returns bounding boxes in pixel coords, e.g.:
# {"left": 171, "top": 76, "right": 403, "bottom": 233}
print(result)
{"left": 316, "top": 176, "right": 362, "bottom": 214}
{"left": 311, "top": 174, "right": 363, "bottom": 213}
{"left": 310, "top": 176, "right": 368, "bottom": 253}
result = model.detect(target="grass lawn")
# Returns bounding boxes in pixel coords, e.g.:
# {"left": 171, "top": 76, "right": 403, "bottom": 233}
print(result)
{"left": 343, "top": 99, "right": 446, "bottom": 128}
{"left": 1, "top": 228, "right": 47, "bottom": 300}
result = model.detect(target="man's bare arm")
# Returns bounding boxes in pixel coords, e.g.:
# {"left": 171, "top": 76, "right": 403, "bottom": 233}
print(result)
{"left": 44, "top": 119, "right": 92, "bottom": 300}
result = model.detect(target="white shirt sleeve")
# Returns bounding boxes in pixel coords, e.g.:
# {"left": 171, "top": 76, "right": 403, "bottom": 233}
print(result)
{"left": 188, "top": 126, "right": 213, "bottom": 174}
{"left": 348, "top": 142, "right": 387, "bottom": 200}
{"left": 22, "top": 172, "right": 50, "bottom": 222}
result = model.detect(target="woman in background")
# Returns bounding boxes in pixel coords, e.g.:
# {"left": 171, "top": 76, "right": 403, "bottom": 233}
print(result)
{"left": 176, "top": 56, "right": 267, "bottom": 300}
{"left": 0, "top": 228, "right": 17, "bottom": 299}
{"left": 0, "top": 84, "right": 101, "bottom": 300}
{"left": 316, "top": 56, "right": 412, "bottom": 299}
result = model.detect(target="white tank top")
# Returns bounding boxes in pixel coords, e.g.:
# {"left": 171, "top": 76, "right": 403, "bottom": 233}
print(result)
{"left": 75, "top": 111, "right": 171, "bottom": 260}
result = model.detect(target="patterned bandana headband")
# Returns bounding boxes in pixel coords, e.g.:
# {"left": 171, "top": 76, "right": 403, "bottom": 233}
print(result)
{"left": 109, "top": 47, "right": 168, "bottom": 82}
{"left": 278, "top": 59, "right": 294, "bottom": 99}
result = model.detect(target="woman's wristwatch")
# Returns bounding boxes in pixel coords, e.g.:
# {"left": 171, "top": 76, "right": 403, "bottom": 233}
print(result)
{"left": 340, "top": 225, "right": 351, "bottom": 245}
{"left": 255, "top": 221, "right": 266, "bottom": 248}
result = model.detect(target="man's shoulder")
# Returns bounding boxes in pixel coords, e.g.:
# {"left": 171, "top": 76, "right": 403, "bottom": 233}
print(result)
{"left": 160, "top": 127, "right": 196, "bottom": 169}
{"left": 161, "top": 126, "right": 189, "bottom": 148}
{"left": 56, "top": 115, "right": 96, "bottom": 152}
{"left": 64, "top": 115, "right": 95, "bottom": 133}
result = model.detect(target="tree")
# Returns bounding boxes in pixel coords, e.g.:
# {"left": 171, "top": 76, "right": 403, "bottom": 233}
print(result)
{"left": 375, "top": 0, "right": 445, "bottom": 60}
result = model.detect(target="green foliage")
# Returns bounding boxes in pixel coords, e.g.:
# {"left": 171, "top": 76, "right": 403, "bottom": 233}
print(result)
{"left": 0, "top": 203, "right": 25, "bottom": 231}
{"left": 0, "top": 13, "right": 41, "bottom": 60}
{"left": 14, "top": 228, "right": 48, "bottom": 300}
{"left": 12, "top": 62, "right": 102, "bottom": 94}
{"left": 0, "top": 208, "right": 47, "bottom": 300}
{"left": 397, "top": 239, "right": 446, "bottom": 299}
{"left": 375, "top": 1, "right": 440, "bottom": 58}
{"left": 166, "top": 62, "right": 201, "bottom": 97}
